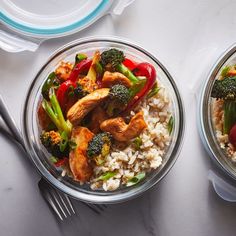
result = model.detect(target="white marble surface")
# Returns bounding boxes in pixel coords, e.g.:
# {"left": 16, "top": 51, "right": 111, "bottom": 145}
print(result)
{"left": 1, "top": 0, "right": 236, "bottom": 235}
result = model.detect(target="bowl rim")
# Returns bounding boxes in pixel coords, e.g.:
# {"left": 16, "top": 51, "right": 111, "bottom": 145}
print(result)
{"left": 199, "top": 43, "right": 236, "bottom": 181}
{"left": 22, "top": 36, "right": 185, "bottom": 204}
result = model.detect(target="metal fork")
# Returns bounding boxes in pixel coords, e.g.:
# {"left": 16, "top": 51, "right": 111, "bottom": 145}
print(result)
{"left": 0, "top": 95, "right": 107, "bottom": 219}
{"left": 38, "top": 178, "right": 76, "bottom": 220}
{"left": 38, "top": 178, "right": 107, "bottom": 219}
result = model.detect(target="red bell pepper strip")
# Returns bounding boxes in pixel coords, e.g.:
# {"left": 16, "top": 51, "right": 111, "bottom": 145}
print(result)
{"left": 54, "top": 158, "right": 68, "bottom": 167}
{"left": 123, "top": 58, "right": 138, "bottom": 71}
{"left": 124, "top": 62, "right": 156, "bottom": 112}
{"left": 56, "top": 58, "right": 93, "bottom": 113}
{"left": 56, "top": 80, "right": 76, "bottom": 111}
{"left": 56, "top": 59, "right": 92, "bottom": 110}
{"left": 133, "top": 62, "right": 156, "bottom": 80}
{"left": 68, "top": 59, "right": 92, "bottom": 82}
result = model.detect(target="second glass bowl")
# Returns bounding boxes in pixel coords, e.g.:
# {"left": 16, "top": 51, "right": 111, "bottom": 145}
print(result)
{"left": 199, "top": 44, "right": 236, "bottom": 181}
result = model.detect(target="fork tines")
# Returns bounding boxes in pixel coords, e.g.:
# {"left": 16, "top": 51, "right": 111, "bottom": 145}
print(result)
{"left": 38, "top": 178, "right": 76, "bottom": 221}
{"left": 38, "top": 178, "right": 107, "bottom": 220}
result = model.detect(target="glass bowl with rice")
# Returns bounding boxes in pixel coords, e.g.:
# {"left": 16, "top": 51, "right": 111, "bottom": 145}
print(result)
{"left": 199, "top": 44, "right": 236, "bottom": 182}
{"left": 22, "top": 37, "right": 184, "bottom": 203}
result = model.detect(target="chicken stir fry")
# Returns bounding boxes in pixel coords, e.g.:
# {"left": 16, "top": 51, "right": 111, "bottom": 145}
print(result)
{"left": 100, "top": 112, "right": 147, "bottom": 142}
{"left": 67, "top": 88, "right": 110, "bottom": 126}
{"left": 102, "top": 71, "right": 132, "bottom": 88}
{"left": 69, "top": 127, "right": 94, "bottom": 182}
{"left": 38, "top": 48, "right": 159, "bottom": 188}
{"left": 89, "top": 106, "right": 108, "bottom": 134}
{"left": 55, "top": 62, "right": 73, "bottom": 81}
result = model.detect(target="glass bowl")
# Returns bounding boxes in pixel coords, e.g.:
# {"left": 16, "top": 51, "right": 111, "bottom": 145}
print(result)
{"left": 199, "top": 44, "right": 236, "bottom": 181}
{"left": 22, "top": 37, "right": 185, "bottom": 204}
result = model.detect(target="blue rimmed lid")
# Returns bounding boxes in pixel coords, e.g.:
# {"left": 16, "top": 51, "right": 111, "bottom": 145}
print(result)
{"left": 0, "top": 0, "right": 112, "bottom": 38}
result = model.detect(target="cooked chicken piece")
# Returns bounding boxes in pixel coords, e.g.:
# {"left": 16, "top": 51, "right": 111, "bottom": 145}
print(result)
{"left": 55, "top": 61, "right": 73, "bottom": 81}
{"left": 69, "top": 127, "right": 94, "bottom": 183}
{"left": 89, "top": 106, "right": 108, "bottom": 133}
{"left": 78, "top": 76, "right": 98, "bottom": 93}
{"left": 100, "top": 111, "right": 147, "bottom": 142}
{"left": 102, "top": 71, "right": 132, "bottom": 88}
{"left": 67, "top": 88, "right": 110, "bottom": 126}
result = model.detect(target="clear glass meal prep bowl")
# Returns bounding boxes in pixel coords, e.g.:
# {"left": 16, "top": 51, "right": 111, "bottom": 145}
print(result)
{"left": 22, "top": 37, "right": 185, "bottom": 204}
{"left": 199, "top": 44, "right": 236, "bottom": 181}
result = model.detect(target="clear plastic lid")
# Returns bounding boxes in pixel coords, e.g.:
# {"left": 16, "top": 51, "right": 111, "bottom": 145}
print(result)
{"left": 208, "top": 170, "right": 236, "bottom": 202}
{"left": 0, "top": 0, "right": 135, "bottom": 52}
{"left": 1, "top": 0, "right": 112, "bottom": 37}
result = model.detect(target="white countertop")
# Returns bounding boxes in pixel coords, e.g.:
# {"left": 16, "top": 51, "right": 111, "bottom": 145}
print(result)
{"left": 1, "top": 0, "right": 236, "bottom": 235}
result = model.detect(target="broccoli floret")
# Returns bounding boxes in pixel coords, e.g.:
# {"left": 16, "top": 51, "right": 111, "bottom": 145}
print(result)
{"left": 100, "top": 48, "right": 140, "bottom": 84}
{"left": 211, "top": 77, "right": 236, "bottom": 100}
{"left": 105, "top": 83, "right": 148, "bottom": 116}
{"left": 211, "top": 77, "right": 236, "bottom": 134}
{"left": 105, "top": 84, "right": 130, "bottom": 116}
{"left": 40, "top": 131, "right": 69, "bottom": 158}
{"left": 100, "top": 48, "right": 125, "bottom": 70}
{"left": 87, "top": 132, "right": 112, "bottom": 161}
{"left": 109, "top": 84, "right": 130, "bottom": 104}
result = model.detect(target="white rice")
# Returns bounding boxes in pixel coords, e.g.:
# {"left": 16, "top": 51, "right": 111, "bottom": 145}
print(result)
{"left": 90, "top": 85, "right": 173, "bottom": 191}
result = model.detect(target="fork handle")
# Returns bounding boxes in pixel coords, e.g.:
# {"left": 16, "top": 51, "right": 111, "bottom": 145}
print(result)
{"left": 0, "top": 95, "right": 25, "bottom": 149}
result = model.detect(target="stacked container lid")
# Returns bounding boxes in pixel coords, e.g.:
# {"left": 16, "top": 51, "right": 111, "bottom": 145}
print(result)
{"left": 0, "top": 0, "right": 135, "bottom": 52}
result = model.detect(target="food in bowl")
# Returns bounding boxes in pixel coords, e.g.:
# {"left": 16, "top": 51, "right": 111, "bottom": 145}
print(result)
{"left": 38, "top": 48, "right": 174, "bottom": 191}
{"left": 211, "top": 64, "right": 236, "bottom": 162}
